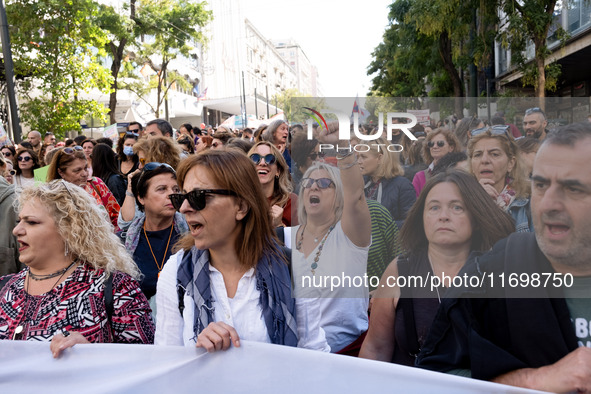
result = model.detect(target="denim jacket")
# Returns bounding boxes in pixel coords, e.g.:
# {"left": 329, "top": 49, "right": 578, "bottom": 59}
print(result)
{"left": 508, "top": 197, "right": 533, "bottom": 233}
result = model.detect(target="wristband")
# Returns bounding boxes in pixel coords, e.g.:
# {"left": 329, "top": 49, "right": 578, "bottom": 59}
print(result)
{"left": 125, "top": 190, "right": 134, "bottom": 197}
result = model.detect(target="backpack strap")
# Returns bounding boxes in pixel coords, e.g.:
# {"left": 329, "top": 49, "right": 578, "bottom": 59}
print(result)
{"left": 275, "top": 226, "right": 285, "bottom": 244}
{"left": 396, "top": 255, "right": 421, "bottom": 357}
{"left": 89, "top": 178, "right": 110, "bottom": 207}
{"left": 0, "top": 274, "right": 15, "bottom": 293}
{"left": 104, "top": 274, "right": 114, "bottom": 325}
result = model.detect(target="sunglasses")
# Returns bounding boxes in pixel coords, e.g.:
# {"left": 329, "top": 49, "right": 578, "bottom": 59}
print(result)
{"left": 143, "top": 162, "right": 174, "bottom": 172}
{"left": 17, "top": 156, "right": 32, "bottom": 162}
{"left": 7, "top": 169, "right": 16, "bottom": 176}
{"left": 63, "top": 146, "right": 83, "bottom": 154}
{"left": 427, "top": 140, "right": 446, "bottom": 148}
{"left": 525, "top": 107, "right": 545, "bottom": 116}
{"left": 137, "top": 161, "right": 175, "bottom": 183}
{"left": 169, "top": 189, "right": 237, "bottom": 211}
{"left": 249, "top": 153, "right": 276, "bottom": 165}
{"left": 301, "top": 177, "right": 334, "bottom": 189}
{"left": 308, "top": 152, "right": 325, "bottom": 160}
{"left": 470, "top": 125, "right": 511, "bottom": 138}
{"left": 2, "top": 151, "right": 12, "bottom": 157}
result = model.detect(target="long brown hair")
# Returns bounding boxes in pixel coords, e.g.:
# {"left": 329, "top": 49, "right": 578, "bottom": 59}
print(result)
{"left": 174, "top": 150, "right": 281, "bottom": 268}
{"left": 400, "top": 169, "right": 515, "bottom": 253}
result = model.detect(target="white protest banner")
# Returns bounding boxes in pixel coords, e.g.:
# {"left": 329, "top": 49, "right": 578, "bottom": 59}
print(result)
{"left": 408, "top": 109, "right": 431, "bottom": 126}
{"left": 103, "top": 123, "right": 119, "bottom": 145}
{"left": 0, "top": 123, "right": 11, "bottom": 147}
{"left": 0, "top": 340, "right": 544, "bottom": 394}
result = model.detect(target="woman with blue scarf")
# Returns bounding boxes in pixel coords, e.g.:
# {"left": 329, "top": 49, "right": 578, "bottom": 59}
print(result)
{"left": 154, "top": 150, "right": 328, "bottom": 352}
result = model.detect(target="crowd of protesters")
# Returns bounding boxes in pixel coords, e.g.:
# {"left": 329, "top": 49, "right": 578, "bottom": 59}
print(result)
{"left": 2, "top": 108, "right": 591, "bottom": 392}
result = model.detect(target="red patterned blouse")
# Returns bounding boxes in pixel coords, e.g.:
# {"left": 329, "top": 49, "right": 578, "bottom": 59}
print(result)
{"left": 86, "top": 177, "right": 121, "bottom": 231}
{"left": 0, "top": 264, "right": 154, "bottom": 343}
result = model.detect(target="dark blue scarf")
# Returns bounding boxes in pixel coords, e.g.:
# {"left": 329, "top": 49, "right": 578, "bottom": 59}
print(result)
{"left": 177, "top": 247, "right": 298, "bottom": 347}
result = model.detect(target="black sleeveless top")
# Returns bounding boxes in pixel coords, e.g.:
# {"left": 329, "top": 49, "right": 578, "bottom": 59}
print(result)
{"left": 392, "top": 250, "right": 441, "bottom": 366}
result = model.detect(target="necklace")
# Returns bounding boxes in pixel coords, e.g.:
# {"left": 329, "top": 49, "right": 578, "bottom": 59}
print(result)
{"left": 427, "top": 257, "right": 441, "bottom": 304}
{"left": 297, "top": 224, "right": 335, "bottom": 275}
{"left": 144, "top": 222, "right": 174, "bottom": 278}
{"left": 28, "top": 260, "right": 77, "bottom": 281}
{"left": 18, "top": 261, "right": 76, "bottom": 339}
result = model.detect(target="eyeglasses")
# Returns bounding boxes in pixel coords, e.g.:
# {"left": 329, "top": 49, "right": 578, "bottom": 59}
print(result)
{"left": 17, "top": 156, "right": 32, "bottom": 162}
{"left": 249, "top": 153, "right": 276, "bottom": 165}
{"left": 525, "top": 107, "right": 545, "bottom": 116}
{"left": 63, "top": 146, "right": 83, "bottom": 154}
{"left": 2, "top": 151, "right": 12, "bottom": 157}
{"left": 470, "top": 125, "right": 511, "bottom": 138}
{"left": 7, "top": 169, "right": 16, "bottom": 176}
{"left": 168, "top": 189, "right": 237, "bottom": 211}
{"left": 301, "top": 177, "right": 335, "bottom": 189}
{"left": 427, "top": 140, "right": 446, "bottom": 148}
{"left": 308, "top": 152, "right": 325, "bottom": 160}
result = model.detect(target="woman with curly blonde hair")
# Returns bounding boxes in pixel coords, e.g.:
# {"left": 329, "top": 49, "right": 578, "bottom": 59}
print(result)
{"left": 133, "top": 136, "right": 182, "bottom": 170}
{"left": 0, "top": 180, "right": 154, "bottom": 355}
{"left": 247, "top": 141, "right": 297, "bottom": 226}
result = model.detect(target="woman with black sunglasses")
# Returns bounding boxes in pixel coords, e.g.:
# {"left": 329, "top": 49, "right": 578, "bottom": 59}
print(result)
{"left": 247, "top": 141, "right": 297, "bottom": 227}
{"left": 412, "top": 128, "right": 461, "bottom": 197}
{"left": 119, "top": 163, "right": 187, "bottom": 308}
{"left": 14, "top": 148, "right": 40, "bottom": 192}
{"left": 1, "top": 145, "right": 17, "bottom": 166}
{"left": 155, "top": 150, "right": 329, "bottom": 352}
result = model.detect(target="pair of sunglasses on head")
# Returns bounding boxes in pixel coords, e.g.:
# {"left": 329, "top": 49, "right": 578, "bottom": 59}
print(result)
{"left": 132, "top": 161, "right": 233, "bottom": 212}
{"left": 470, "top": 125, "right": 511, "bottom": 138}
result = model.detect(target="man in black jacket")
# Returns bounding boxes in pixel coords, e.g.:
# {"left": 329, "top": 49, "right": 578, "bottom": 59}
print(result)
{"left": 417, "top": 122, "right": 591, "bottom": 393}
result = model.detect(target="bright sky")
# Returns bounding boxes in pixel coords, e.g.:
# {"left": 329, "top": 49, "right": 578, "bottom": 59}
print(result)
{"left": 242, "top": 0, "right": 393, "bottom": 97}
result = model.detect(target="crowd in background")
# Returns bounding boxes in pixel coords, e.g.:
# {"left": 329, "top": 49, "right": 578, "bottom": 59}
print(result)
{"left": 1, "top": 108, "right": 591, "bottom": 392}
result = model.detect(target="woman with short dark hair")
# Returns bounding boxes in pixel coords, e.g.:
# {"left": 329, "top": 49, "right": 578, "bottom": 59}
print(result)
{"left": 119, "top": 163, "right": 187, "bottom": 304}
{"left": 116, "top": 132, "right": 139, "bottom": 177}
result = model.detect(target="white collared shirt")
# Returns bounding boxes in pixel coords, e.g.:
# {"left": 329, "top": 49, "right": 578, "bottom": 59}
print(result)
{"left": 155, "top": 250, "right": 330, "bottom": 352}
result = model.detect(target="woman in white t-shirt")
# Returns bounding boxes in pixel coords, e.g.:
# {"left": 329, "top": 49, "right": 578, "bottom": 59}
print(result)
{"left": 292, "top": 127, "right": 372, "bottom": 353}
